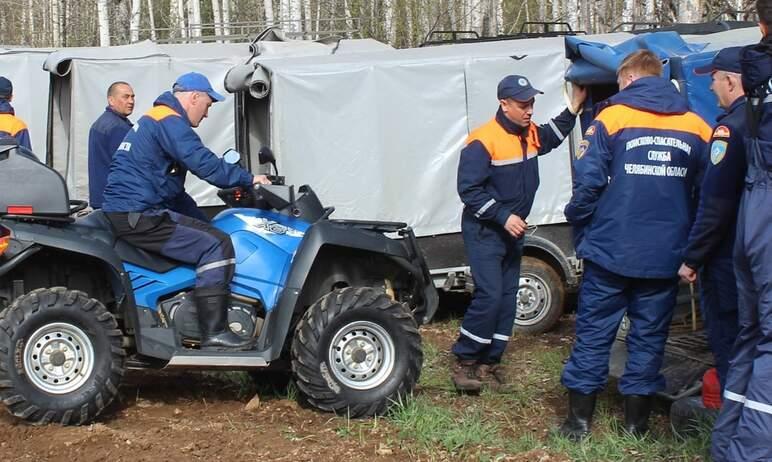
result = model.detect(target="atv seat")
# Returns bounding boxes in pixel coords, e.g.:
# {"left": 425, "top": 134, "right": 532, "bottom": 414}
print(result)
{"left": 75, "top": 210, "right": 178, "bottom": 273}
{"left": 114, "top": 239, "right": 178, "bottom": 274}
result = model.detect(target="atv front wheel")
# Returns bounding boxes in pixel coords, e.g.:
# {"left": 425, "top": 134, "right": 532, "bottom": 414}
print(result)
{"left": 291, "top": 287, "right": 422, "bottom": 417}
{"left": 0, "top": 288, "right": 126, "bottom": 425}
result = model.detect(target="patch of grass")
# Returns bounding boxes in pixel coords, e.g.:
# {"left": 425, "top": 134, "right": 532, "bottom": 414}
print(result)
{"left": 388, "top": 394, "right": 501, "bottom": 454}
{"left": 418, "top": 340, "right": 454, "bottom": 392}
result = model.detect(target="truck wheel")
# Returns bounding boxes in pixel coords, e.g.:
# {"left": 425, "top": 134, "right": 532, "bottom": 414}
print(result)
{"left": 291, "top": 287, "right": 422, "bottom": 417}
{"left": 514, "top": 256, "right": 565, "bottom": 334}
{"left": 0, "top": 288, "right": 126, "bottom": 425}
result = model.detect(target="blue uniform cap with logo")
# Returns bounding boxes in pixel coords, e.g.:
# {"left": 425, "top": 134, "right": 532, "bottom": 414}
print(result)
{"left": 0, "top": 76, "right": 12, "bottom": 98}
{"left": 497, "top": 75, "right": 544, "bottom": 101}
{"left": 173, "top": 72, "right": 225, "bottom": 102}
{"left": 694, "top": 47, "right": 743, "bottom": 75}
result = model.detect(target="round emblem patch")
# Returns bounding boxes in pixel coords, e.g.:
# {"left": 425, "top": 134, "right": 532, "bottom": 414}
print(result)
{"left": 518, "top": 78, "right": 528, "bottom": 87}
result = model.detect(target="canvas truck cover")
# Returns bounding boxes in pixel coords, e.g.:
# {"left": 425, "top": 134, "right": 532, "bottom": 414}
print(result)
{"left": 42, "top": 37, "right": 391, "bottom": 207}
{"left": 225, "top": 33, "right": 636, "bottom": 237}
{"left": 0, "top": 47, "right": 55, "bottom": 155}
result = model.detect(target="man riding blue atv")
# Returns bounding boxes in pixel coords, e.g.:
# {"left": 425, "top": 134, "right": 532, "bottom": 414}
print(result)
{"left": 0, "top": 74, "right": 438, "bottom": 425}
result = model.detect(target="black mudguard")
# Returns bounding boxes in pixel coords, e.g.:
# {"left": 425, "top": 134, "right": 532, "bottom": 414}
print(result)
{"left": 265, "top": 219, "right": 439, "bottom": 362}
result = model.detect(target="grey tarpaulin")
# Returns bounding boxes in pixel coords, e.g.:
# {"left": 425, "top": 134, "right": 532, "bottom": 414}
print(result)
{"left": 42, "top": 38, "right": 390, "bottom": 206}
{"left": 0, "top": 47, "right": 55, "bottom": 155}
{"left": 224, "top": 28, "right": 758, "bottom": 237}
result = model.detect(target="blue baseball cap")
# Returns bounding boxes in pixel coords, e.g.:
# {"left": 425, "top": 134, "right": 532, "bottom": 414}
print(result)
{"left": 497, "top": 75, "right": 543, "bottom": 101}
{"left": 694, "top": 47, "right": 743, "bottom": 75}
{"left": 0, "top": 77, "right": 12, "bottom": 98}
{"left": 173, "top": 72, "right": 225, "bottom": 102}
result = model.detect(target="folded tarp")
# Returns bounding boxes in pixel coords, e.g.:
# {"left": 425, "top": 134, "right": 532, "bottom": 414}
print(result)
{"left": 564, "top": 32, "right": 706, "bottom": 84}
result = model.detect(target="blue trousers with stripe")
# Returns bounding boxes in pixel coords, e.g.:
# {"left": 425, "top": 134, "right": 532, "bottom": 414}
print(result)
{"left": 561, "top": 260, "right": 678, "bottom": 395}
{"left": 711, "top": 159, "right": 772, "bottom": 462}
{"left": 452, "top": 213, "right": 523, "bottom": 364}
{"left": 107, "top": 209, "right": 235, "bottom": 292}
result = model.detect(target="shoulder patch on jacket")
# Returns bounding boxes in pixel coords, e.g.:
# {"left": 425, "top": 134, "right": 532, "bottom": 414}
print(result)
{"left": 145, "top": 105, "right": 180, "bottom": 122}
{"left": 710, "top": 140, "right": 728, "bottom": 165}
{"left": 584, "top": 125, "right": 596, "bottom": 136}
{"left": 713, "top": 125, "right": 731, "bottom": 138}
{"left": 577, "top": 140, "right": 590, "bottom": 159}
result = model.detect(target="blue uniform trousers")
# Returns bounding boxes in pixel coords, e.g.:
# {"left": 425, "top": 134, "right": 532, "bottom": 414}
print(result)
{"left": 699, "top": 255, "right": 740, "bottom": 390}
{"left": 561, "top": 261, "right": 678, "bottom": 395}
{"left": 452, "top": 213, "right": 524, "bottom": 364}
{"left": 711, "top": 160, "right": 772, "bottom": 462}
{"left": 107, "top": 209, "right": 235, "bottom": 292}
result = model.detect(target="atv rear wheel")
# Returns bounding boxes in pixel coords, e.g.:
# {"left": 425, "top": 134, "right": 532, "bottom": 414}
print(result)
{"left": 0, "top": 288, "right": 126, "bottom": 425}
{"left": 291, "top": 287, "right": 422, "bottom": 417}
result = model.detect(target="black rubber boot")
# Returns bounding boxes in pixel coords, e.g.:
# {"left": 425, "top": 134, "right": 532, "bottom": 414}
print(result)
{"left": 623, "top": 394, "right": 653, "bottom": 436}
{"left": 558, "top": 390, "right": 597, "bottom": 441}
{"left": 195, "top": 290, "right": 255, "bottom": 351}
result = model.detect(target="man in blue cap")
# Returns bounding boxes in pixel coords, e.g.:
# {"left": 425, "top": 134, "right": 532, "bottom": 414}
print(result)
{"left": 102, "top": 72, "right": 270, "bottom": 351}
{"left": 451, "top": 74, "right": 586, "bottom": 392}
{"left": 678, "top": 47, "right": 747, "bottom": 393}
{"left": 0, "top": 76, "right": 32, "bottom": 151}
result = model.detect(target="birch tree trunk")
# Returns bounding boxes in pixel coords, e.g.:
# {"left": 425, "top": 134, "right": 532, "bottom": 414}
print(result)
{"left": 303, "top": 0, "right": 311, "bottom": 38}
{"left": 622, "top": 0, "right": 634, "bottom": 24}
{"left": 384, "top": 0, "right": 394, "bottom": 44}
{"left": 290, "top": 0, "right": 302, "bottom": 33}
{"left": 264, "top": 0, "right": 275, "bottom": 24}
{"left": 51, "top": 0, "right": 61, "bottom": 47}
{"left": 211, "top": 0, "right": 223, "bottom": 40}
{"left": 538, "top": 0, "right": 547, "bottom": 21}
{"left": 130, "top": 0, "right": 142, "bottom": 42}
{"left": 567, "top": 0, "right": 579, "bottom": 30}
{"left": 343, "top": 0, "right": 354, "bottom": 37}
{"left": 27, "top": 0, "right": 35, "bottom": 45}
{"left": 678, "top": 0, "right": 701, "bottom": 22}
{"left": 552, "top": 0, "right": 560, "bottom": 22}
{"left": 188, "top": 0, "right": 201, "bottom": 39}
{"left": 222, "top": 0, "right": 231, "bottom": 40}
{"left": 147, "top": 0, "right": 157, "bottom": 40}
{"left": 97, "top": 0, "right": 110, "bottom": 45}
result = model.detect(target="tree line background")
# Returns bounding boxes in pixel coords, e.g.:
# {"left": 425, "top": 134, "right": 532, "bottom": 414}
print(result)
{"left": 0, "top": 0, "right": 757, "bottom": 49}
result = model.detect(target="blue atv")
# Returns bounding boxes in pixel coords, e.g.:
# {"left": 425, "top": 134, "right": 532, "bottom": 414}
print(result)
{"left": 0, "top": 140, "right": 438, "bottom": 424}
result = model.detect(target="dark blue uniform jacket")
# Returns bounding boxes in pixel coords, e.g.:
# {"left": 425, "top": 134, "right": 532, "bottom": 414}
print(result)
{"left": 457, "top": 107, "right": 577, "bottom": 224}
{"left": 88, "top": 107, "right": 133, "bottom": 209}
{"left": 0, "top": 100, "right": 31, "bottom": 150}
{"left": 102, "top": 91, "right": 253, "bottom": 215}
{"left": 565, "top": 77, "right": 712, "bottom": 278}
{"left": 682, "top": 97, "right": 748, "bottom": 268}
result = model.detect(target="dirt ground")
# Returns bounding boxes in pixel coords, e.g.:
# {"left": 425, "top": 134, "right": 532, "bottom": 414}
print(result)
{"left": 0, "top": 306, "right": 682, "bottom": 462}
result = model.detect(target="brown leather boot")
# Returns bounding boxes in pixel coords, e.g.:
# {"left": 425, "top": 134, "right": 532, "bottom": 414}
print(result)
{"left": 451, "top": 359, "right": 483, "bottom": 392}
{"left": 476, "top": 364, "right": 508, "bottom": 391}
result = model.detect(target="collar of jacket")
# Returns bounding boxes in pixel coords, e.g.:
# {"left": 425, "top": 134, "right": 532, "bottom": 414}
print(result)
{"left": 717, "top": 97, "right": 746, "bottom": 123}
{"left": 495, "top": 107, "right": 528, "bottom": 136}
{"left": 153, "top": 91, "right": 192, "bottom": 126}
{"left": 105, "top": 106, "right": 134, "bottom": 125}
{"left": 609, "top": 76, "right": 689, "bottom": 115}
{"left": 0, "top": 99, "right": 14, "bottom": 115}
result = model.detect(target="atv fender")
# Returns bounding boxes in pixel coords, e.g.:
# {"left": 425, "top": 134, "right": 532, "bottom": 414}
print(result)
{"left": 265, "top": 220, "right": 438, "bottom": 362}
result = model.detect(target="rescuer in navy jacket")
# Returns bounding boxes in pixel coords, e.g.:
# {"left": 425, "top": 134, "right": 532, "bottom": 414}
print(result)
{"left": 450, "top": 74, "right": 586, "bottom": 392}
{"left": 678, "top": 47, "right": 747, "bottom": 392}
{"left": 88, "top": 81, "right": 135, "bottom": 209}
{"left": 102, "top": 73, "right": 271, "bottom": 352}
{"left": 558, "top": 50, "right": 712, "bottom": 440}
{"left": 712, "top": 5, "right": 772, "bottom": 459}
{"left": 0, "top": 76, "right": 32, "bottom": 151}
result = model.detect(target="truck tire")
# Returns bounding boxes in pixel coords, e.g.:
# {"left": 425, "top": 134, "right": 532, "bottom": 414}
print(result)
{"left": 0, "top": 287, "right": 126, "bottom": 425}
{"left": 514, "top": 256, "right": 565, "bottom": 334}
{"left": 291, "top": 287, "right": 422, "bottom": 417}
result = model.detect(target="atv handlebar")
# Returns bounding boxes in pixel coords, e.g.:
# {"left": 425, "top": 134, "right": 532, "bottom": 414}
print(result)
{"left": 217, "top": 181, "right": 327, "bottom": 223}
